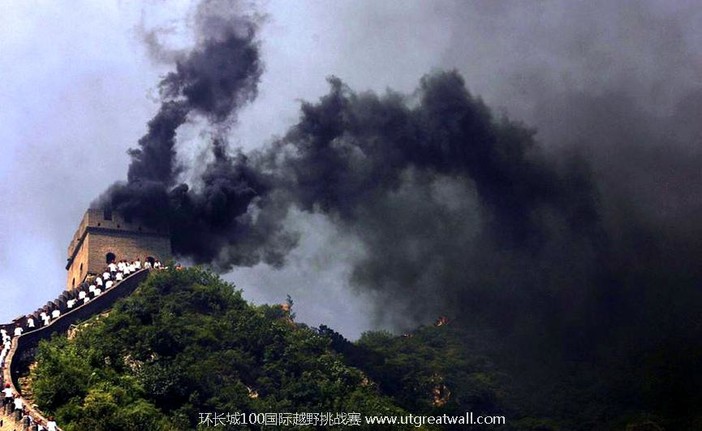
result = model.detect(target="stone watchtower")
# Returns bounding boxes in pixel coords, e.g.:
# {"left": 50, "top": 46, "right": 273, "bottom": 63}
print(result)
{"left": 65, "top": 208, "right": 171, "bottom": 290}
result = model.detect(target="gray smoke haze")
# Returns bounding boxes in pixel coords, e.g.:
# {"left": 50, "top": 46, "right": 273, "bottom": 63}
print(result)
{"left": 95, "top": 0, "right": 702, "bottom": 346}
{"left": 77, "top": 0, "right": 702, "bottom": 419}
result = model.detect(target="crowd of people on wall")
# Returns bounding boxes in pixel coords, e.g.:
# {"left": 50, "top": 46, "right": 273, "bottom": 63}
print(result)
{"left": 0, "top": 256, "right": 165, "bottom": 431}
{"left": 1, "top": 382, "right": 58, "bottom": 431}
{"left": 12, "top": 258, "right": 163, "bottom": 334}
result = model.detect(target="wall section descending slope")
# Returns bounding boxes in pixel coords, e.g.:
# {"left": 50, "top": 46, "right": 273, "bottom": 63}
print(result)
{"left": 2, "top": 268, "right": 150, "bottom": 430}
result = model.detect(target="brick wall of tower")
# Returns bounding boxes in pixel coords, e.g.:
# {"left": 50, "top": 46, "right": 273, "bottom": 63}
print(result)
{"left": 86, "top": 230, "right": 171, "bottom": 274}
{"left": 66, "top": 235, "right": 90, "bottom": 290}
{"left": 66, "top": 209, "right": 171, "bottom": 291}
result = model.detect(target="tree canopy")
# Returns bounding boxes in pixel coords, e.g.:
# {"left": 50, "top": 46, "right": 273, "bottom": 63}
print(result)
{"left": 31, "top": 267, "right": 688, "bottom": 430}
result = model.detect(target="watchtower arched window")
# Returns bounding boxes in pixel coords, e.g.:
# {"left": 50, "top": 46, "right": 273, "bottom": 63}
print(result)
{"left": 79, "top": 263, "right": 83, "bottom": 277}
{"left": 106, "top": 252, "right": 116, "bottom": 264}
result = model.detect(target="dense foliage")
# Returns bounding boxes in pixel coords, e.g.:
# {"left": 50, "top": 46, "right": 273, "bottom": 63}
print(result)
{"left": 31, "top": 268, "right": 406, "bottom": 430}
{"left": 31, "top": 268, "right": 688, "bottom": 430}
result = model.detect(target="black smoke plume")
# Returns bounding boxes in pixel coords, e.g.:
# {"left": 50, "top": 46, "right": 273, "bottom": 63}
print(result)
{"left": 95, "top": 0, "right": 702, "bottom": 424}
{"left": 261, "top": 72, "right": 605, "bottom": 331}
{"left": 99, "top": 0, "right": 296, "bottom": 270}
{"left": 263, "top": 71, "right": 702, "bottom": 420}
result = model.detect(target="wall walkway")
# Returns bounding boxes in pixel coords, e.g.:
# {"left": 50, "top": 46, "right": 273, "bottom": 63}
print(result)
{"left": 1, "top": 269, "right": 150, "bottom": 430}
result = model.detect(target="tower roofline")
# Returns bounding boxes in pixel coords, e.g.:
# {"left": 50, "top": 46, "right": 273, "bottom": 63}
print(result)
{"left": 65, "top": 209, "right": 172, "bottom": 289}
{"left": 67, "top": 209, "right": 169, "bottom": 263}
{"left": 65, "top": 224, "right": 170, "bottom": 270}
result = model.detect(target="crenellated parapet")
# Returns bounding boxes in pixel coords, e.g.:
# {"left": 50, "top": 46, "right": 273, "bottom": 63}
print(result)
{"left": 2, "top": 268, "right": 151, "bottom": 431}
{"left": 65, "top": 209, "right": 171, "bottom": 291}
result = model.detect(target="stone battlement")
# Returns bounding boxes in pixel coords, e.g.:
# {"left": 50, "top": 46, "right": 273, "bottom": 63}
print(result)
{"left": 65, "top": 209, "right": 171, "bottom": 290}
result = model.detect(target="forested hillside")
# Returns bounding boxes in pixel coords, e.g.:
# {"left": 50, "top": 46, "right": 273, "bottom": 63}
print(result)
{"left": 29, "top": 268, "right": 687, "bottom": 430}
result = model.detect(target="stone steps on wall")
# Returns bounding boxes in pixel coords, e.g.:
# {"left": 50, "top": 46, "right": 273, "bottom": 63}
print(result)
{"left": 1, "top": 268, "right": 151, "bottom": 431}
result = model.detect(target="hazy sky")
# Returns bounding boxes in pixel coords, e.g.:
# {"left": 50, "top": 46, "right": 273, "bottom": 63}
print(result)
{"left": 1, "top": 0, "right": 700, "bottom": 339}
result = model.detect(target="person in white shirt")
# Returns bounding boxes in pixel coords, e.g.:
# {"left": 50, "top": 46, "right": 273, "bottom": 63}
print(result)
{"left": 13, "top": 327, "right": 23, "bottom": 337}
{"left": 105, "top": 280, "right": 114, "bottom": 289}
{"left": 2, "top": 384, "right": 13, "bottom": 408}
{"left": 103, "top": 271, "right": 111, "bottom": 281}
{"left": 13, "top": 395, "right": 23, "bottom": 413}
{"left": 78, "top": 291, "right": 87, "bottom": 300}
{"left": 116, "top": 272, "right": 123, "bottom": 281}
{"left": 47, "top": 417, "right": 58, "bottom": 431}
{"left": 27, "top": 317, "right": 35, "bottom": 328}
{"left": 134, "top": 259, "right": 141, "bottom": 269}
{"left": 108, "top": 262, "right": 117, "bottom": 273}
{"left": 95, "top": 276, "right": 103, "bottom": 287}
{"left": 51, "top": 309, "right": 60, "bottom": 319}
{"left": 67, "top": 299, "right": 76, "bottom": 309}
{"left": 94, "top": 288, "right": 102, "bottom": 296}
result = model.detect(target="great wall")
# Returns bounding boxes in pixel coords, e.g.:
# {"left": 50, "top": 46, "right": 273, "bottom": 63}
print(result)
{"left": 1, "top": 268, "right": 151, "bottom": 430}
{"left": 0, "top": 209, "right": 171, "bottom": 430}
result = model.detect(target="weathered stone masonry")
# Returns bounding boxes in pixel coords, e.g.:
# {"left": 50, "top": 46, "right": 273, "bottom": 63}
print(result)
{"left": 65, "top": 209, "right": 171, "bottom": 290}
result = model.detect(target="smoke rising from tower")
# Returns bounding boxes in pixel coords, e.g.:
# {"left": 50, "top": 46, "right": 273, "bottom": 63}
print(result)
{"left": 95, "top": 0, "right": 702, "bottom": 415}
{"left": 99, "top": 0, "right": 298, "bottom": 270}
